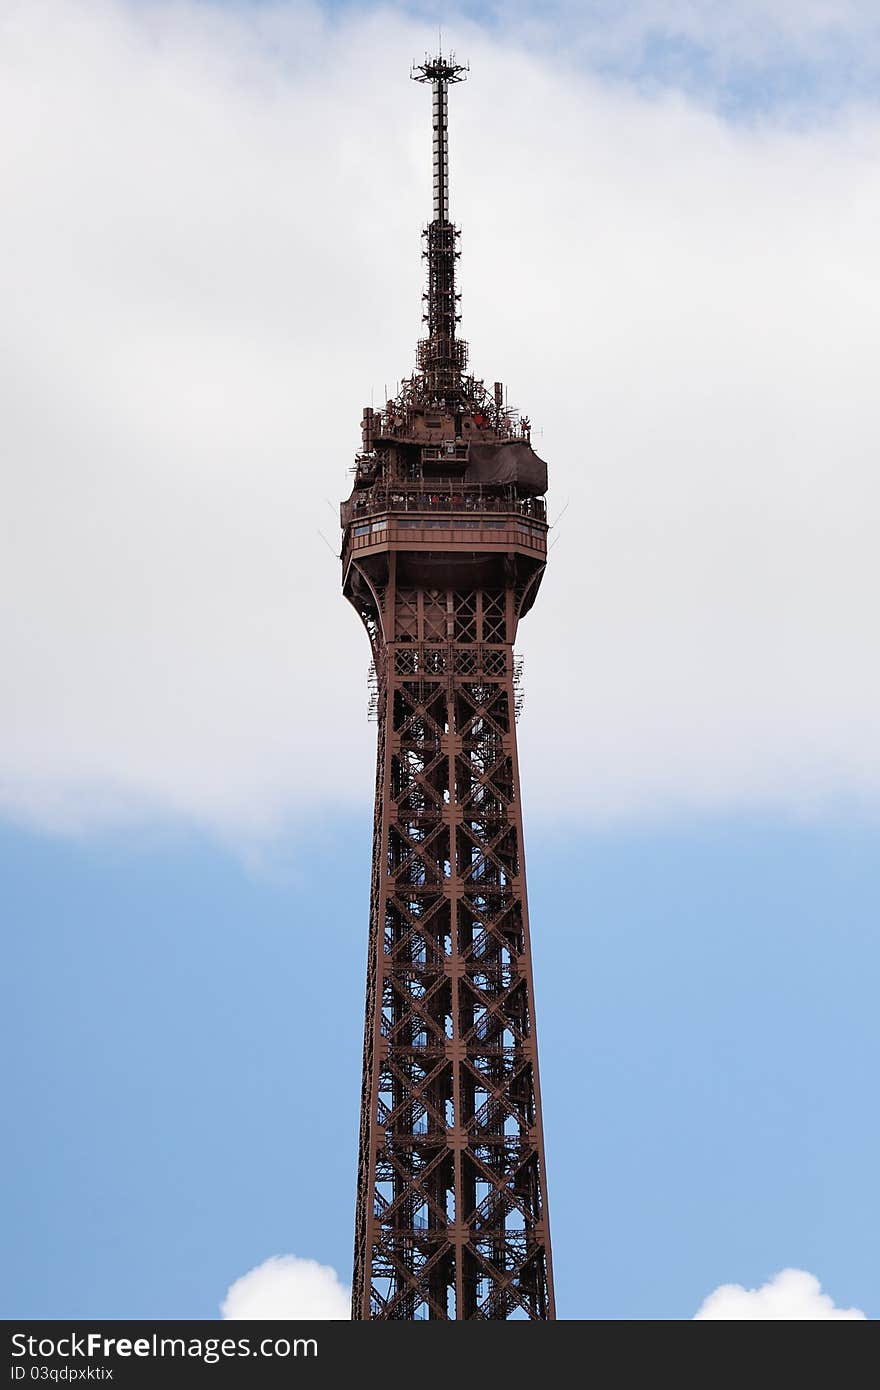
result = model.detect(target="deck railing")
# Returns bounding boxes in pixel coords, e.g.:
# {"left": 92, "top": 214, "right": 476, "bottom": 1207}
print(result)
{"left": 342, "top": 486, "right": 546, "bottom": 528}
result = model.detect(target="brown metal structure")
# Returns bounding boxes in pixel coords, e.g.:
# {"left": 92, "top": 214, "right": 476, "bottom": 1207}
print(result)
{"left": 341, "top": 55, "right": 555, "bottom": 1320}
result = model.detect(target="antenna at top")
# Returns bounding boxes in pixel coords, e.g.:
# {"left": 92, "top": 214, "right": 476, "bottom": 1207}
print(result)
{"left": 410, "top": 53, "right": 469, "bottom": 87}
{"left": 411, "top": 52, "right": 468, "bottom": 226}
{"left": 410, "top": 50, "right": 470, "bottom": 402}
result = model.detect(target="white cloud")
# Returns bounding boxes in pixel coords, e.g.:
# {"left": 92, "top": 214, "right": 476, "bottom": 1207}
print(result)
{"left": 1, "top": 0, "right": 880, "bottom": 839}
{"left": 694, "top": 1268, "right": 866, "bottom": 1319}
{"left": 221, "top": 1254, "right": 350, "bottom": 1320}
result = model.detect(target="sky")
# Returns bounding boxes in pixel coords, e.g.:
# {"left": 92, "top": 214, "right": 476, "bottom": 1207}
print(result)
{"left": 1, "top": 0, "right": 878, "bottom": 1320}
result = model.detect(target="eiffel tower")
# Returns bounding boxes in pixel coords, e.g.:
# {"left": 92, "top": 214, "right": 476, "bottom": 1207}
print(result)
{"left": 341, "top": 54, "right": 555, "bottom": 1320}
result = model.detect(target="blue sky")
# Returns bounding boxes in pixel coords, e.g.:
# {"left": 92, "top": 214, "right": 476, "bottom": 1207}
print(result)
{"left": 285, "top": 0, "right": 880, "bottom": 116}
{"left": 2, "top": 0, "right": 879, "bottom": 1320}
{"left": 4, "top": 815, "right": 878, "bottom": 1318}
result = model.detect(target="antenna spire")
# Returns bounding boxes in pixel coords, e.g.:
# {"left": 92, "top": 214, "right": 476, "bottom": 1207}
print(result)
{"left": 411, "top": 53, "right": 468, "bottom": 403}
{"left": 412, "top": 52, "right": 467, "bottom": 224}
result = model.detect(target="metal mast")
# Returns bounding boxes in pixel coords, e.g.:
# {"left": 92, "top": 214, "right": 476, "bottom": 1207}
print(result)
{"left": 341, "top": 56, "right": 555, "bottom": 1320}
{"left": 412, "top": 54, "right": 468, "bottom": 402}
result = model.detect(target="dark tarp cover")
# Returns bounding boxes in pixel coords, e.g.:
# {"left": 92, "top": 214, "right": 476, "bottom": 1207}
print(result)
{"left": 465, "top": 441, "right": 548, "bottom": 494}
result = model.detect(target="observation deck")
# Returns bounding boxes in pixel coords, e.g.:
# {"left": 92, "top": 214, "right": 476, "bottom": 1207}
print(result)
{"left": 341, "top": 480, "right": 547, "bottom": 610}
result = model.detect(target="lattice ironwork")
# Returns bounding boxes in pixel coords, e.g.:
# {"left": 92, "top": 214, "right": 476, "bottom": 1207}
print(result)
{"left": 341, "top": 56, "right": 554, "bottom": 1320}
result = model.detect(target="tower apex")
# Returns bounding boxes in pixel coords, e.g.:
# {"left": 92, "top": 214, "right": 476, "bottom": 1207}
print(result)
{"left": 411, "top": 53, "right": 468, "bottom": 402}
{"left": 410, "top": 53, "right": 468, "bottom": 86}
